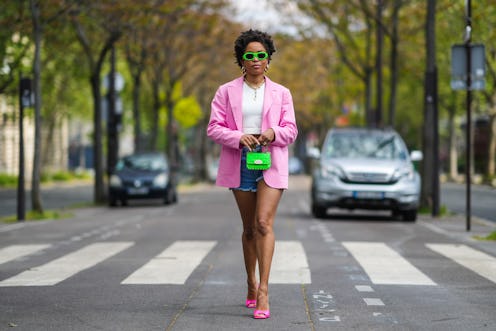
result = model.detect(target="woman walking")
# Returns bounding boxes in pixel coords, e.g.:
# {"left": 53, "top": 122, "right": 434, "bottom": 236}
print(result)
{"left": 207, "top": 29, "right": 298, "bottom": 319}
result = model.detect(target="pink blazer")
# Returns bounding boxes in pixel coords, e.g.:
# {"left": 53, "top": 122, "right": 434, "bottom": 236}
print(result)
{"left": 207, "top": 76, "right": 298, "bottom": 189}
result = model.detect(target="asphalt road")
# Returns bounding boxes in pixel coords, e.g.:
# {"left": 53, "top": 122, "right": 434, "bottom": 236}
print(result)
{"left": 1, "top": 176, "right": 495, "bottom": 330}
{"left": 1, "top": 178, "right": 495, "bottom": 224}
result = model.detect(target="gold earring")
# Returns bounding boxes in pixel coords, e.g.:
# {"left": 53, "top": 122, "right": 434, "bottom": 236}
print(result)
{"left": 242, "top": 66, "right": 246, "bottom": 74}
{"left": 264, "top": 64, "right": 269, "bottom": 72}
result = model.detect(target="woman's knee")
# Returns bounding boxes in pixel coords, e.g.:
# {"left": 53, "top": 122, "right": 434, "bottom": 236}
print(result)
{"left": 255, "top": 217, "right": 273, "bottom": 236}
{"left": 243, "top": 227, "right": 256, "bottom": 240}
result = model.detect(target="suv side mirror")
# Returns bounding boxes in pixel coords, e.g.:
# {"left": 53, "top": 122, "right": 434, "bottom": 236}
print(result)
{"left": 307, "top": 147, "right": 321, "bottom": 159}
{"left": 410, "top": 150, "right": 423, "bottom": 162}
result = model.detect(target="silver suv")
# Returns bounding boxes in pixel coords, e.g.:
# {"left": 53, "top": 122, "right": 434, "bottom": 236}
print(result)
{"left": 311, "top": 128, "right": 422, "bottom": 221}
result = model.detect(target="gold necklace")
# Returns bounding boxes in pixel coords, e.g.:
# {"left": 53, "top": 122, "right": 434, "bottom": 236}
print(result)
{"left": 244, "top": 79, "right": 264, "bottom": 101}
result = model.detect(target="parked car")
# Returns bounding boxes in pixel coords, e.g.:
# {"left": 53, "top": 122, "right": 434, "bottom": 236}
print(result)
{"left": 289, "top": 156, "right": 304, "bottom": 175}
{"left": 311, "top": 127, "right": 422, "bottom": 221}
{"left": 109, "top": 152, "right": 177, "bottom": 206}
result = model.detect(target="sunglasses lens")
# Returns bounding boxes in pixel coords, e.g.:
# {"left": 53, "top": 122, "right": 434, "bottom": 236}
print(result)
{"left": 243, "top": 53, "right": 255, "bottom": 60}
{"left": 257, "top": 52, "right": 268, "bottom": 60}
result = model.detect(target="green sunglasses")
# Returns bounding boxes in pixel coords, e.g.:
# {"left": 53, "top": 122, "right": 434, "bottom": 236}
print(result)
{"left": 242, "top": 51, "right": 269, "bottom": 61}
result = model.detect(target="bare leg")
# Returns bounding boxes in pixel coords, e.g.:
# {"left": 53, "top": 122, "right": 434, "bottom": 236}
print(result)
{"left": 232, "top": 190, "right": 258, "bottom": 301}
{"left": 254, "top": 180, "right": 283, "bottom": 311}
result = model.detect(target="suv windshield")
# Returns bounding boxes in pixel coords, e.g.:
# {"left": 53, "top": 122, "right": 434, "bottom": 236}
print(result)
{"left": 324, "top": 132, "right": 407, "bottom": 160}
{"left": 116, "top": 154, "right": 167, "bottom": 171}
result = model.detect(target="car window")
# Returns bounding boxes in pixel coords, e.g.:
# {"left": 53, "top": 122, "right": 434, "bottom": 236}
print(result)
{"left": 116, "top": 155, "right": 167, "bottom": 171}
{"left": 324, "top": 132, "right": 407, "bottom": 160}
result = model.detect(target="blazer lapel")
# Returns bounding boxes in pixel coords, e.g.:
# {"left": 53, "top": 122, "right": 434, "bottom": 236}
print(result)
{"left": 227, "top": 76, "right": 244, "bottom": 130}
{"left": 262, "top": 77, "right": 274, "bottom": 124}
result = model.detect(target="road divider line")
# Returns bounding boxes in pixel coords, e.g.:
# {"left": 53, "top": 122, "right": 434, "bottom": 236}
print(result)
{"left": 269, "top": 241, "right": 311, "bottom": 284}
{"left": 342, "top": 242, "right": 436, "bottom": 286}
{"left": 0, "top": 242, "right": 133, "bottom": 286}
{"left": 426, "top": 243, "right": 496, "bottom": 284}
{"left": 121, "top": 241, "right": 217, "bottom": 285}
{"left": 0, "top": 244, "right": 51, "bottom": 265}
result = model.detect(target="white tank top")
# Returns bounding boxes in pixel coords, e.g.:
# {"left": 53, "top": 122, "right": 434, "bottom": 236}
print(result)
{"left": 242, "top": 81, "right": 265, "bottom": 134}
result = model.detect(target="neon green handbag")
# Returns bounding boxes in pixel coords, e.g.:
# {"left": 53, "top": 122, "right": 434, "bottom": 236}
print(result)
{"left": 246, "top": 148, "right": 271, "bottom": 170}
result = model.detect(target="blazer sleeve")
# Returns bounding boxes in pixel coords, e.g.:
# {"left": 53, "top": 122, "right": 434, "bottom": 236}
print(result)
{"left": 271, "top": 87, "right": 298, "bottom": 147}
{"left": 207, "top": 85, "right": 244, "bottom": 150}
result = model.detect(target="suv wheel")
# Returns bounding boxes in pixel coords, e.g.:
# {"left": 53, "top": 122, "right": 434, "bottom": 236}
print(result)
{"left": 402, "top": 209, "right": 417, "bottom": 222}
{"left": 312, "top": 204, "right": 327, "bottom": 219}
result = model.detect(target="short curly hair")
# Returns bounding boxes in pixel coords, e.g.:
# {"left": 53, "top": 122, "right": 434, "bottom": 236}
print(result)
{"left": 234, "top": 29, "right": 276, "bottom": 68}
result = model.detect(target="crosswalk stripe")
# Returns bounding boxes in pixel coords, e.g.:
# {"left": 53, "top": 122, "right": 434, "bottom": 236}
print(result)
{"left": 342, "top": 242, "right": 437, "bottom": 286}
{"left": 0, "top": 242, "right": 133, "bottom": 286}
{"left": 0, "top": 244, "right": 51, "bottom": 265}
{"left": 121, "top": 241, "right": 217, "bottom": 285}
{"left": 426, "top": 244, "right": 496, "bottom": 284}
{"left": 269, "top": 241, "right": 311, "bottom": 284}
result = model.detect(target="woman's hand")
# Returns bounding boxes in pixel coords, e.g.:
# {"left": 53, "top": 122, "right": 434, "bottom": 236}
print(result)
{"left": 240, "top": 134, "right": 261, "bottom": 151}
{"left": 258, "top": 128, "right": 275, "bottom": 147}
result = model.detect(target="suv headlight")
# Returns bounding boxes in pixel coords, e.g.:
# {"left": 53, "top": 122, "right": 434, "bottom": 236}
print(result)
{"left": 109, "top": 175, "right": 122, "bottom": 187}
{"left": 153, "top": 173, "right": 168, "bottom": 188}
{"left": 391, "top": 167, "right": 415, "bottom": 181}
{"left": 320, "top": 163, "right": 345, "bottom": 179}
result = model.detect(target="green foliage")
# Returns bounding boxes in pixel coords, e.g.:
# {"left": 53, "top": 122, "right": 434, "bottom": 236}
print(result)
{"left": 473, "top": 231, "right": 496, "bottom": 241}
{"left": 0, "top": 173, "right": 17, "bottom": 187}
{"left": 1, "top": 210, "right": 73, "bottom": 223}
{"left": 174, "top": 96, "right": 203, "bottom": 129}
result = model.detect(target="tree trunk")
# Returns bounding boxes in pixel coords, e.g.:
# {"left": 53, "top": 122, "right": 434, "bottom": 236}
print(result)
{"left": 388, "top": 1, "right": 401, "bottom": 128}
{"left": 30, "top": 0, "right": 44, "bottom": 214}
{"left": 132, "top": 73, "right": 142, "bottom": 152}
{"left": 421, "top": 0, "right": 438, "bottom": 214}
{"left": 487, "top": 109, "right": 496, "bottom": 177}
{"left": 375, "top": 0, "right": 384, "bottom": 128}
{"left": 90, "top": 72, "right": 105, "bottom": 203}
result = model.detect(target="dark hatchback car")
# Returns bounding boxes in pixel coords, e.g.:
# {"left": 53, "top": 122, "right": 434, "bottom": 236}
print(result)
{"left": 108, "top": 152, "right": 177, "bottom": 206}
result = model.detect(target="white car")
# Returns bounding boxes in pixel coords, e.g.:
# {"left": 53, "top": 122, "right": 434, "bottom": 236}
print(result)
{"left": 311, "top": 128, "right": 422, "bottom": 221}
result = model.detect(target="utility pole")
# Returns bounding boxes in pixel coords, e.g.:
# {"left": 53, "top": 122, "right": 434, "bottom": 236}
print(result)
{"left": 465, "top": 0, "right": 472, "bottom": 231}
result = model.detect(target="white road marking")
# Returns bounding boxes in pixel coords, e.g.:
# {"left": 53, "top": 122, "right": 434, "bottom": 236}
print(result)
{"left": 0, "top": 244, "right": 51, "bottom": 265}
{"left": 0, "top": 242, "right": 133, "bottom": 286}
{"left": 269, "top": 241, "right": 311, "bottom": 284}
{"left": 426, "top": 243, "right": 496, "bottom": 284}
{"left": 363, "top": 298, "right": 385, "bottom": 306}
{"left": 121, "top": 241, "right": 217, "bottom": 285}
{"left": 355, "top": 285, "right": 374, "bottom": 292}
{"left": 342, "top": 242, "right": 437, "bottom": 286}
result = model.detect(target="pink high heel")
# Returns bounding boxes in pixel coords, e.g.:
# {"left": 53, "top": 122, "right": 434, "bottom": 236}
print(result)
{"left": 245, "top": 282, "right": 258, "bottom": 308}
{"left": 253, "top": 309, "right": 270, "bottom": 319}
{"left": 245, "top": 299, "right": 256, "bottom": 308}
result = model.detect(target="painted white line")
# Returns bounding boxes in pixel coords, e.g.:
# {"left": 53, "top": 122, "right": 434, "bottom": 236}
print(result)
{"left": 342, "top": 242, "right": 436, "bottom": 286}
{"left": 269, "top": 241, "right": 311, "bottom": 284}
{"left": 355, "top": 285, "right": 374, "bottom": 292}
{"left": 122, "top": 241, "right": 217, "bottom": 285}
{"left": 426, "top": 244, "right": 496, "bottom": 284}
{"left": 363, "top": 298, "right": 385, "bottom": 306}
{"left": 0, "top": 242, "right": 133, "bottom": 286}
{"left": 0, "top": 244, "right": 51, "bottom": 265}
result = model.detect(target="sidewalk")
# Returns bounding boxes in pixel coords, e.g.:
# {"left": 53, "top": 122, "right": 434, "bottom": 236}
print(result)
{"left": 418, "top": 213, "right": 496, "bottom": 256}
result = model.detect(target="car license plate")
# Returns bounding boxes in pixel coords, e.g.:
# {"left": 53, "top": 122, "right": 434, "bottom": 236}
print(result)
{"left": 128, "top": 187, "right": 149, "bottom": 195}
{"left": 353, "top": 191, "right": 384, "bottom": 199}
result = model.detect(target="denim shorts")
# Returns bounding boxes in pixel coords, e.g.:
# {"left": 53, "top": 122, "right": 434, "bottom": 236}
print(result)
{"left": 230, "top": 147, "right": 264, "bottom": 192}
